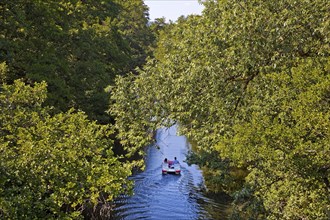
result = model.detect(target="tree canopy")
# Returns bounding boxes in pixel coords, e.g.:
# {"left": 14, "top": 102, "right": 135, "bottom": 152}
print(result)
{"left": 110, "top": 0, "right": 330, "bottom": 218}
{"left": 0, "top": 79, "right": 133, "bottom": 219}
{"left": 1, "top": 0, "right": 151, "bottom": 218}
{"left": 1, "top": 0, "right": 330, "bottom": 218}
{"left": 0, "top": 0, "right": 152, "bottom": 123}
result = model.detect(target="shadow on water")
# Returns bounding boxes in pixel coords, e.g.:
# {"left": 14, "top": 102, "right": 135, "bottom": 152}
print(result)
{"left": 112, "top": 125, "right": 232, "bottom": 220}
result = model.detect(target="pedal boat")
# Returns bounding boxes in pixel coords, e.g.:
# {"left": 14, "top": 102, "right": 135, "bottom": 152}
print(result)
{"left": 162, "top": 161, "right": 181, "bottom": 175}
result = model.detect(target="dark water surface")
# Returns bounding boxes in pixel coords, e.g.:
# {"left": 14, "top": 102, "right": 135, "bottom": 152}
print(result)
{"left": 113, "top": 126, "right": 231, "bottom": 220}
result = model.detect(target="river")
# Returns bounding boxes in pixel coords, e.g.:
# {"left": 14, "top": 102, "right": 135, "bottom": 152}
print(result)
{"left": 112, "top": 125, "right": 231, "bottom": 220}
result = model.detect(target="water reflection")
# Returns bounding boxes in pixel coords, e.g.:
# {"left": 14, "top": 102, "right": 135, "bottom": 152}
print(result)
{"left": 113, "top": 126, "right": 231, "bottom": 219}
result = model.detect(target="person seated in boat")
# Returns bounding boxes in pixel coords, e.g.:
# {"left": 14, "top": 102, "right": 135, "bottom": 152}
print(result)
{"left": 164, "top": 158, "right": 173, "bottom": 168}
{"left": 173, "top": 157, "right": 179, "bottom": 164}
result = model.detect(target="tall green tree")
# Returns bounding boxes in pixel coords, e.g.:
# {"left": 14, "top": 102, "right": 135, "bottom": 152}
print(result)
{"left": 110, "top": 0, "right": 330, "bottom": 218}
{"left": 0, "top": 79, "right": 132, "bottom": 219}
{"left": 113, "top": 0, "right": 154, "bottom": 70}
{"left": 220, "top": 58, "right": 330, "bottom": 219}
{"left": 0, "top": 0, "right": 152, "bottom": 123}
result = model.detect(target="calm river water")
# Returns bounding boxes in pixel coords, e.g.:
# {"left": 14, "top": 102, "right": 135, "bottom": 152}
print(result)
{"left": 113, "top": 125, "right": 231, "bottom": 220}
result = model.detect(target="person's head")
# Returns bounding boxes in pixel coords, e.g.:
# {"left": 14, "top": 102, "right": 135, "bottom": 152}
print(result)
{"left": 164, "top": 158, "right": 167, "bottom": 162}
{"left": 174, "top": 157, "right": 177, "bottom": 160}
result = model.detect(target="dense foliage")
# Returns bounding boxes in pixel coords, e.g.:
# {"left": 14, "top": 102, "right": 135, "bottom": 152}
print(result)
{"left": 0, "top": 0, "right": 152, "bottom": 123}
{"left": 0, "top": 78, "right": 130, "bottom": 219}
{"left": 1, "top": 0, "right": 152, "bottom": 218}
{"left": 0, "top": 79, "right": 133, "bottom": 219}
{"left": 110, "top": 0, "right": 330, "bottom": 219}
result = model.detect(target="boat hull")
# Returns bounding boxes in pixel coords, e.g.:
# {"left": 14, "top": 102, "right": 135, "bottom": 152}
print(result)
{"left": 162, "top": 163, "right": 181, "bottom": 175}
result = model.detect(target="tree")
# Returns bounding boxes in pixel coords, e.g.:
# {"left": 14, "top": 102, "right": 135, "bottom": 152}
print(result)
{"left": 0, "top": 0, "right": 152, "bottom": 123}
{"left": 113, "top": 0, "right": 154, "bottom": 70}
{"left": 110, "top": 0, "right": 330, "bottom": 218}
{"left": 0, "top": 79, "right": 132, "bottom": 219}
{"left": 219, "top": 58, "right": 330, "bottom": 219}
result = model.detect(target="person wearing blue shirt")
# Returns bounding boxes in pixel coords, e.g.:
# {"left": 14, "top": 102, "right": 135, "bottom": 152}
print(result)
{"left": 173, "top": 157, "right": 179, "bottom": 164}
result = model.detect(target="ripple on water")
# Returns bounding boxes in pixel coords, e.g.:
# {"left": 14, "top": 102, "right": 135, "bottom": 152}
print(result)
{"left": 113, "top": 126, "right": 231, "bottom": 220}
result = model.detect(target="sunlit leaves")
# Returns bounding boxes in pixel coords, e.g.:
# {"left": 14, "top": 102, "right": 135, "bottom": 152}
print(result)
{"left": 110, "top": 0, "right": 330, "bottom": 218}
{"left": 217, "top": 58, "right": 330, "bottom": 219}
{"left": 0, "top": 80, "right": 132, "bottom": 219}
